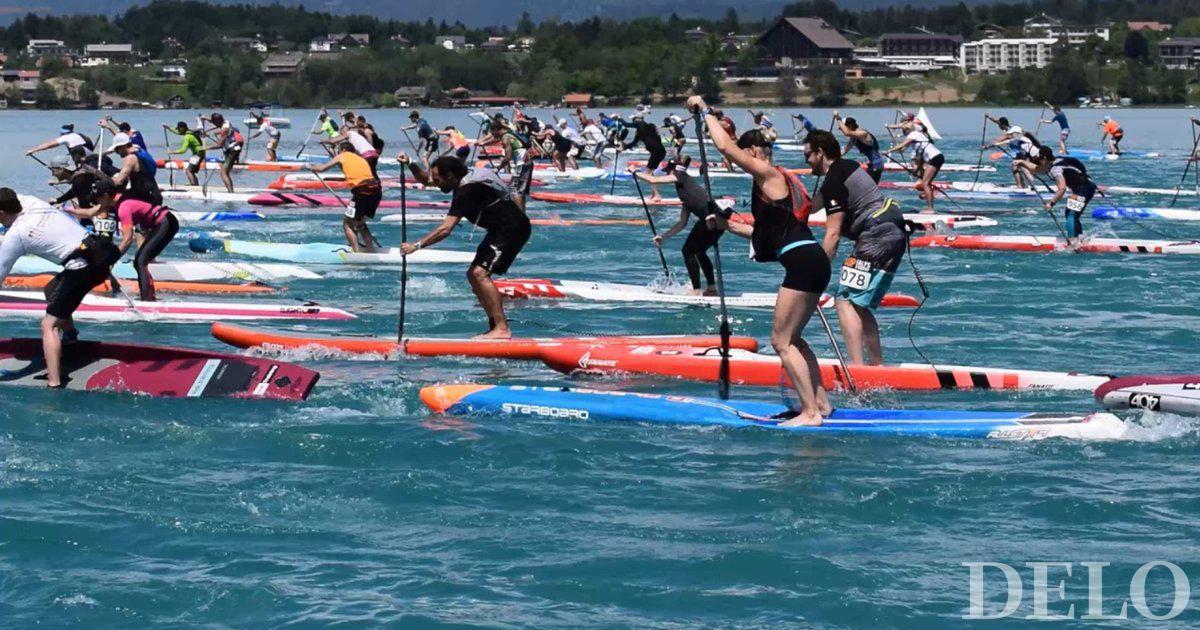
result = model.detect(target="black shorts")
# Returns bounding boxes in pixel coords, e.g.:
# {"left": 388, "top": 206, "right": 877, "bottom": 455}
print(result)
{"left": 422, "top": 136, "right": 438, "bottom": 153}
{"left": 927, "top": 154, "right": 945, "bottom": 172}
{"left": 646, "top": 146, "right": 667, "bottom": 171}
{"left": 349, "top": 186, "right": 382, "bottom": 220}
{"left": 44, "top": 263, "right": 109, "bottom": 319}
{"left": 681, "top": 221, "right": 723, "bottom": 254}
{"left": 223, "top": 149, "right": 241, "bottom": 168}
{"left": 472, "top": 220, "right": 532, "bottom": 276}
{"left": 778, "top": 242, "right": 831, "bottom": 294}
{"left": 455, "top": 146, "right": 471, "bottom": 160}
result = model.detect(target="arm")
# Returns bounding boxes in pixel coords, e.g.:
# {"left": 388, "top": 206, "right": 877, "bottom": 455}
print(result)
{"left": 27, "top": 139, "right": 60, "bottom": 155}
{"left": 883, "top": 138, "right": 912, "bottom": 155}
{"left": 688, "top": 96, "right": 776, "bottom": 184}
{"left": 630, "top": 170, "right": 677, "bottom": 185}
{"left": 110, "top": 154, "right": 136, "bottom": 186}
{"left": 821, "top": 210, "right": 844, "bottom": 260}
{"left": 117, "top": 225, "right": 136, "bottom": 255}
{"left": 66, "top": 203, "right": 107, "bottom": 219}
{"left": 402, "top": 215, "right": 458, "bottom": 253}
{"left": 656, "top": 207, "right": 690, "bottom": 242}
{"left": 307, "top": 154, "right": 341, "bottom": 174}
{"left": 0, "top": 229, "right": 25, "bottom": 286}
{"left": 1047, "top": 175, "right": 1068, "bottom": 207}
{"left": 99, "top": 118, "right": 120, "bottom": 135}
{"left": 399, "top": 156, "right": 433, "bottom": 185}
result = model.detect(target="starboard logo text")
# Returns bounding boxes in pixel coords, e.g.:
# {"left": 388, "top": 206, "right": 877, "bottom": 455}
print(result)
{"left": 501, "top": 403, "right": 589, "bottom": 420}
{"left": 963, "top": 561, "right": 1192, "bottom": 620}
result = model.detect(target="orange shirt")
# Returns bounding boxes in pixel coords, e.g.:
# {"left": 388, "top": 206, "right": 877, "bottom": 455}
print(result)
{"left": 338, "top": 152, "right": 374, "bottom": 187}
{"left": 1103, "top": 120, "right": 1122, "bottom": 136}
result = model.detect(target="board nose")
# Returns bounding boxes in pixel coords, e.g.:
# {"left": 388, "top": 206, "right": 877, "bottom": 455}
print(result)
{"left": 420, "top": 384, "right": 489, "bottom": 412}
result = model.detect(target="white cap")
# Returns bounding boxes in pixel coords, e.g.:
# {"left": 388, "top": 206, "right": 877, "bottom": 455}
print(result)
{"left": 558, "top": 119, "right": 568, "bottom": 128}
{"left": 1103, "top": 115, "right": 1111, "bottom": 121}
{"left": 109, "top": 132, "right": 132, "bottom": 151}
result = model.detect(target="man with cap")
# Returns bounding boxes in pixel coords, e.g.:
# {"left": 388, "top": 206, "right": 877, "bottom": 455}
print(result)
{"left": 199, "top": 113, "right": 242, "bottom": 193}
{"left": 28, "top": 124, "right": 95, "bottom": 166}
{"left": 0, "top": 188, "right": 120, "bottom": 388}
{"left": 163, "top": 121, "right": 206, "bottom": 186}
{"left": 108, "top": 132, "right": 163, "bottom": 206}
{"left": 49, "top": 155, "right": 112, "bottom": 210}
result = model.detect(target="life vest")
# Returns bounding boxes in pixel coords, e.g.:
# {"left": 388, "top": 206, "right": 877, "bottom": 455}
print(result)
{"left": 775, "top": 166, "right": 813, "bottom": 226}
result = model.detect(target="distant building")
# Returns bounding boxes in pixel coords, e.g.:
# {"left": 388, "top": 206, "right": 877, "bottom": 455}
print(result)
{"left": 391, "top": 34, "right": 414, "bottom": 48}
{"left": 685, "top": 27, "right": 707, "bottom": 41}
{"left": 435, "top": 36, "right": 468, "bottom": 52}
{"left": 449, "top": 96, "right": 529, "bottom": 108}
{"left": 961, "top": 37, "right": 1056, "bottom": 74}
{"left": 481, "top": 37, "right": 509, "bottom": 53}
{"left": 1023, "top": 14, "right": 1110, "bottom": 45}
{"left": 516, "top": 36, "right": 536, "bottom": 51}
{"left": 722, "top": 34, "right": 756, "bottom": 52}
{"left": 167, "top": 94, "right": 186, "bottom": 108}
{"left": 561, "top": 92, "right": 593, "bottom": 108}
{"left": 1158, "top": 38, "right": 1200, "bottom": 70}
{"left": 262, "top": 53, "right": 306, "bottom": 79}
{"left": 975, "top": 23, "right": 1006, "bottom": 39}
{"left": 81, "top": 43, "right": 136, "bottom": 67}
{"left": 756, "top": 17, "right": 855, "bottom": 67}
{"left": 1127, "top": 21, "right": 1171, "bottom": 33}
{"left": 26, "top": 39, "right": 68, "bottom": 56}
{"left": 309, "top": 33, "right": 369, "bottom": 53}
{"left": 224, "top": 37, "right": 268, "bottom": 53}
{"left": 880, "top": 33, "right": 963, "bottom": 58}
{"left": 394, "top": 86, "right": 429, "bottom": 104}
{"left": 161, "top": 64, "right": 187, "bottom": 81}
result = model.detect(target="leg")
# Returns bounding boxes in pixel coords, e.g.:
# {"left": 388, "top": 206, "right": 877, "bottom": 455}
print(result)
{"left": 41, "top": 314, "right": 67, "bottom": 388}
{"left": 220, "top": 158, "right": 234, "bottom": 192}
{"left": 134, "top": 214, "right": 178, "bottom": 301}
{"left": 356, "top": 221, "right": 377, "bottom": 253}
{"left": 770, "top": 287, "right": 826, "bottom": 424}
{"left": 186, "top": 165, "right": 199, "bottom": 187}
{"left": 835, "top": 299, "right": 866, "bottom": 365}
{"left": 342, "top": 216, "right": 361, "bottom": 251}
{"left": 467, "top": 265, "right": 511, "bottom": 339}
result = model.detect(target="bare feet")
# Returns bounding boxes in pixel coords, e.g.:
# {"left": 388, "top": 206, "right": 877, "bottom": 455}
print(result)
{"left": 779, "top": 412, "right": 823, "bottom": 427}
{"left": 473, "top": 328, "right": 513, "bottom": 340}
{"left": 702, "top": 287, "right": 719, "bottom": 297}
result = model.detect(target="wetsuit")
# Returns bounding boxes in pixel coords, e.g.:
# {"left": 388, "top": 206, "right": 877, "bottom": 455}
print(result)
{"left": 624, "top": 119, "right": 666, "bottom": 171}
{"left": 1050, "top": 157, "right": 1096, "bottom": 238}
{"left": 448, "top": 169, "right": 532, "bottom": 275}
{"left": 851, "top": 132, "right": 886, "bottom": 183}
{"left": 117, "top": 198, "right": 178, "bottom": 301}
{"left": 750, "top": 179, "right": 830, "bottom": 293}
{"left": 665, "top": 117, "right": 687, "bottom": 160}
{"left": 815, "top": 159, "right": 906, "bottom": 309}
{"left": 674, "top": 167, "right": 724, "bottom": 289}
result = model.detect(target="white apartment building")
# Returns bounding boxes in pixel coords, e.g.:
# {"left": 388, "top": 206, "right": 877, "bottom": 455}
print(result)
{"left": 960, "top": 38, "right": 1056, "bottom": 74}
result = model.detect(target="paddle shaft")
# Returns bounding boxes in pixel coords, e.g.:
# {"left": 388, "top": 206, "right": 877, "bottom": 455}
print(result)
{"left": 815, "top": 301, "right": 857, "bottom": 393}
{"left": 398, "top": 166, "right": 408, "bottom": 343}
{"left": 629, "top": 173, "right": 672, "bottom": 279}
{"left": 1169, "top": 122, "right": 1200, "bottom": 207}
{"left": 163, "top": 127, "right": 174, "bottom": 188}
{"left": 692, "top": 109, "right": 731, "bottom": 400}
{"left": 296, "top": 111, "right": 324, "bottom": 159}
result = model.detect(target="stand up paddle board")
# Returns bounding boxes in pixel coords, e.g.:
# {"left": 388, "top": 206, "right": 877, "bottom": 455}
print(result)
{"left": 910, "top": 234, "right": 1200, "bottom": 255}
{"left": 420, "top": 384, "right": 1127, "bottom": 440}
{"left": 11, "top": 257, "right": 319, "bottom": 282}
{"left": 1093, "top": 207, "right": 1200, "bottom": 221}
{"left": 0, "top": 291, "right": 355, "bottom": 322}
{"left": 495, "top": 278, "right": 920, "bottom": 309}
{"left": 209, "top": 322, "right": 759, "bottom": 360}
{"left": 247, "top": 192, "right": 449, "bottom": 209}
{"left": 4, "top": 275, "right": 275, "bottom": 296}
{"left": 539, "top": 344, "right": 1111, "bottom": 392}
{"left": 529, "top": 191, "right": 735, "bottom": 206}
{"left": 175, "top": 211, "right": 266, "bottom": 223}
{"left": 191, "top": 239, "right": 474, "bottom": 265}
{"left": 0, "top": 338, "right": 318, "bottom": 400}
{"left": 381, "top": 214, "right": 648, "bottom": 227}
{"left": 1095, "top": 375, "right": 1200, "bottom": 416}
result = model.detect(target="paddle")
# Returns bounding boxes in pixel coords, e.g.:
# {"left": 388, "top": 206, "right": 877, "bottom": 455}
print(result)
{"left": 629, "top": 171, "right": 672, "bottom": 281}
{"left": 609, "top": 143, "right": 622, "bottom": 194}
{"left": 815, "top": 297, "right": 856, "bottom": 393}
{"left": 163, "top": 126, "right": 174, "bottom": 188}
{"left": 1033, "top": 102, "right": 1047, "bottom": 139}
{"left": 969, "top": 113, "right": 989, "bottom": 191}
{"left": 691, "top": 106, "right": 731, "bottom": 401}
{"left": 295, "top": 110, "right": 323, "bottom": 159}
{"left": 1168, "top": 119, "right": 1200, "bottom": 207}
{"left": 397, "top": 163, "right": 408, "bottom": 343}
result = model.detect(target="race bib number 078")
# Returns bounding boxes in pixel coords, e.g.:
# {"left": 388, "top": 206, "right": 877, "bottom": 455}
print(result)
{"left": 839, "top": 264, "right": 871, "bottom": 290}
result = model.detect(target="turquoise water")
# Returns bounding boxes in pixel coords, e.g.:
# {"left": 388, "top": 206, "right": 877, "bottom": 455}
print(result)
{"left": 2, "top": 107, "right": 1200, "bottom": 627}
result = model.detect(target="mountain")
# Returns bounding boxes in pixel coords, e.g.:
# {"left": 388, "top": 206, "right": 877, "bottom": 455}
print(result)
{"left": 0, "top": 0, "right": 990, "bottom": 26}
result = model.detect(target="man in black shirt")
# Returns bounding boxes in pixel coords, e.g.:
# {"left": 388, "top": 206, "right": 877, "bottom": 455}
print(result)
{"left": 806, "top": 130, "right": 906, "bottom": 366}
{"left": 400, "top": 155, "right": 533, "bottom": 339}
{"left": 630, "top": 156, "right": 724, "bottom": 295}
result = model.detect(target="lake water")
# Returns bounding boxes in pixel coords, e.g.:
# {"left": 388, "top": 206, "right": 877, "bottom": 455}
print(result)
{"left": 2, "top": 106, "right": 1199, "bottom": 627}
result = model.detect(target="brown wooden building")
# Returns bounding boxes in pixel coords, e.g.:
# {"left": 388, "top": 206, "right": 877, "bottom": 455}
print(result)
{"left": 756, "top": 17, "right": 854, "bottom": 66}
